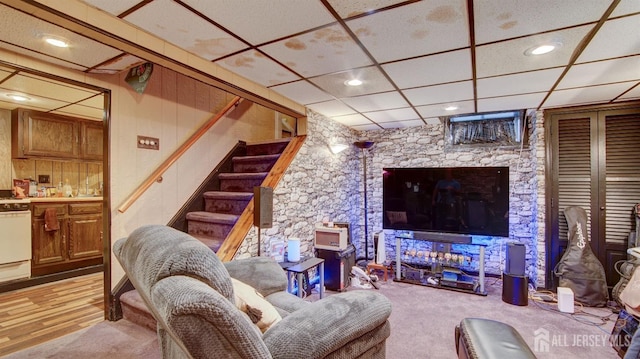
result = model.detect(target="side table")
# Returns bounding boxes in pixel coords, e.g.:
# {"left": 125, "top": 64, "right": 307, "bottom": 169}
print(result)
{"left": 281, "top": 257, "right": 325, "bottom": 299}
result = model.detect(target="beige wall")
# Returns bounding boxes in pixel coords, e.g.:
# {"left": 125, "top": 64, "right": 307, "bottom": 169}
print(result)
{"left": 0, "top": 49, "right": 278, "bottom": 289}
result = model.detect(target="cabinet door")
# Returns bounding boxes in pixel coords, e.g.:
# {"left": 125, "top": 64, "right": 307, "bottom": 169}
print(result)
{"left": 68, "top": 214, "right": 103, "bottom": 260}
{"left": 15, "top": 109, "right": 78, "bottom": 159}
{"left": 81, "top": 120, "right": 103, "bottom": 161}
{"left": 32, "top": 218, "right": 66, "bottom": 266}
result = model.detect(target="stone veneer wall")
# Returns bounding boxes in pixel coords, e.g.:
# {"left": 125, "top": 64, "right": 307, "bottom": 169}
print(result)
{"left": 362, "top": 112, "right": 544, "bottom": 286}
{"left": 236, "top": 109, "right": 547, "bottom": 287}
{"left": 235, "top": 110, "right": 364, "bottom": 261}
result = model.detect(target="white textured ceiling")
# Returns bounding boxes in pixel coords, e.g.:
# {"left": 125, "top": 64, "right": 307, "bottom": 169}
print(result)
{"left": 0, "top": 0, "right": 638, "bottom": 129}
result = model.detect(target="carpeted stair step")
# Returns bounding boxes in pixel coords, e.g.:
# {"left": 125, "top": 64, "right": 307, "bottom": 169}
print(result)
{"left": 246, "top": 138, "right": 290, "bottom": 156}
{"left": 120, "top": 290, "right": 156, "bottom": 331}
{"left": 203, "top": 191, "right": 253, "bottom": 215}
{"left": 189, "top": 233, "right": 225, "bottom": 252}
{"left": 232, "top": 153, "right": 280, "bottom": 173}
{"left": 186, "top": 211, "right": 239, "bottom": 239}
{"left": 219, "top": 172, "right": 267, "bottom": 192}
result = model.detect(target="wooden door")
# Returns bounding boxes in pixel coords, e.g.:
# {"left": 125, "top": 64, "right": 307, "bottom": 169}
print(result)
{"left": 546, "top": 104, "right": 640, "bottom": 289}
{"left": 32, "top": 217, "right": 66, "bottom": 266}
{"left": 81, "top": 120, "right": 103, "bottom": 161}
{"left": 15, "top": 109, "right": 78, "bottom": 159}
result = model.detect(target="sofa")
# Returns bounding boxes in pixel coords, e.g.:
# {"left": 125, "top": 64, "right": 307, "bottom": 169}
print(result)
{"left": 114, "top": 225, "right": 392, "bottom": 359}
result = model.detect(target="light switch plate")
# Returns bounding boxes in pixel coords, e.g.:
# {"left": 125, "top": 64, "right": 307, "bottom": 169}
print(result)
{"left": 38, "top": 175, "right": 50, "bottom": 183}
{"left": 137, "top": 135, "right": 159, "bottom": 150}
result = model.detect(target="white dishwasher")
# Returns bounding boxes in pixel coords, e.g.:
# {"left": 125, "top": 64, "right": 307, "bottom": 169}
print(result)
{"left": 0, "top": 198, "right": 31, "bottom": 283}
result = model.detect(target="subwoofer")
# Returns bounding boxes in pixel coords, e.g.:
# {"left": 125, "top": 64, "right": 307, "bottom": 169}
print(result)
{"left": 505, "top": 242, "right": 526, "bottom": 276}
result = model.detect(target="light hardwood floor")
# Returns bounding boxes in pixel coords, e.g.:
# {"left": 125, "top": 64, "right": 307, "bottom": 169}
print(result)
{"left": 0, "top": 273, "right": 104, "bottom": 356}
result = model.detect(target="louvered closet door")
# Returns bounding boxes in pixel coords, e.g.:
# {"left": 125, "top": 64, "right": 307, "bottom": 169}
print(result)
{"left": 548, "top": 113, "right": 596, "bottom": 290}
{"left": 600, "top": 111, "right": 640, "bottom": 287}
{"left": 548, "top": 106, "right": 640, "bottom": 290}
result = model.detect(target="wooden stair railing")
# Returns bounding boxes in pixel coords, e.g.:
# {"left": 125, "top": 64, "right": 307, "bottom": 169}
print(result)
{"left": 117, "top": 96, "right": 242, "bottom": 213}
{"left": 216, "top": 135, "right": 307, "bottom": 262}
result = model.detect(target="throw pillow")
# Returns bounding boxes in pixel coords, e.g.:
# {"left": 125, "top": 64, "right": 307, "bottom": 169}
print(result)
{"left": 231, "top": 278, "right": 282, "bottom": 332}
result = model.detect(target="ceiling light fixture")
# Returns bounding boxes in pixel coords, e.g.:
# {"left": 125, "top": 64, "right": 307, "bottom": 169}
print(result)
{"left": 344, "top": 79, "right": 363, "bottom": 87}
{"left": 43, "top": 35, "right": 70, "bottom": 48}
{"left": 524, "top": 42, "right": 562, "bottom": 56}
{"left": 7, "top": 94, "right": 30, "bottom": 101}
{"left": 444, "top": 105, "right": 459, "bottom": 111}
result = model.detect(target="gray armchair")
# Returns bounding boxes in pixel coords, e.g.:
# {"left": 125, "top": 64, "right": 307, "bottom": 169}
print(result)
{"left": 114, "top": 225, "right": 392, "bottom": 359}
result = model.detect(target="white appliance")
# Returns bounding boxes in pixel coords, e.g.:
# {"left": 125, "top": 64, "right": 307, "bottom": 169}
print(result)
{"left": 314, "top": 226, "right": 349, "bottom": 251}
{"left": 0, "top": 197, "right": 31, "bottom": 282}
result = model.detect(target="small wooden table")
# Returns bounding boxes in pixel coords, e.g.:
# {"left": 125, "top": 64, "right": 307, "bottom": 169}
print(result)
{"left": 366, "top": 262, "right": 389, "bottom": 281}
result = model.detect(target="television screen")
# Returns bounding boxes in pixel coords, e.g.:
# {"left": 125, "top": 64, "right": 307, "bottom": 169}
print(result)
{"left": 382, "top": 167, "right": 509, "bottom": 237}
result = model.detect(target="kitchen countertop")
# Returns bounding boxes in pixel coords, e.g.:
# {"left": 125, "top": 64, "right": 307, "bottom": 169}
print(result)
{"left": 28, "top": 196, "right": 103, "bottom": 202}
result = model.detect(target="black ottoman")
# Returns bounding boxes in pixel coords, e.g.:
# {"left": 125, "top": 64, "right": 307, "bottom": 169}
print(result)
{"left": 455, "top": 318, "right": 537, "bottom": 359}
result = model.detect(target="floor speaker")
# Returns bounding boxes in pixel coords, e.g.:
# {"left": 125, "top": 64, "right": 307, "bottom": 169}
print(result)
{"left": 505, "top": 242, "right": 526, "bottom": 276}
{"left": 502, "top": 273, "right": 528, "bottom": 306}
{"left": 253, "top": 186, "right": 273, "bottom": 228}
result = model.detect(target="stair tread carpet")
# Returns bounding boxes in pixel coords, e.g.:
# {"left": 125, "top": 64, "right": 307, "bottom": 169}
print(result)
{"left": 203, "top": 191, "right": 254, "bottom": 200}
{"left": 186, "top": 211, "right": 239, "bottom": 224}
{"left": 189, "top": 233, "right": 225, "bottom": 251}
{"left": 120, "top": 290, "right": 156, "bottom": 331}
{"left": 219, "top": 172, "right": 268, "bottom": 179}
{"left": 232, "top": 153, "right": 280, "bottom": 163}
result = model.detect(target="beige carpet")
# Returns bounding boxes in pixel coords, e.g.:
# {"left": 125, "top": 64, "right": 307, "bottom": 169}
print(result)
{"left": 3, "top": 278, "right": 620, "bottom": 358}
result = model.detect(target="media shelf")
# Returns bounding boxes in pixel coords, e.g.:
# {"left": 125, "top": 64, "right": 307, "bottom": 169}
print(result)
{"left": 394, "top": 235, "right": 487, "bottom": 296}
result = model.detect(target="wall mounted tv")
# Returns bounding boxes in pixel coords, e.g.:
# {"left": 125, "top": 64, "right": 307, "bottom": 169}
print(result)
{"left": 382, "top": 167, "right": 509, "bottom": 238}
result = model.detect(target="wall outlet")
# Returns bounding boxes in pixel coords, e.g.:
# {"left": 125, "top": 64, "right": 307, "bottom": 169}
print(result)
{"left": 38, "top": 175, "right": 50, "bottom": 183}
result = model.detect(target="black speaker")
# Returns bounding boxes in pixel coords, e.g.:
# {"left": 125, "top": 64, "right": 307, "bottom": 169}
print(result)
{"left": 253, "top": 186, "right": 273, "bottom": 228}
{"left": 505, "top": 242, "right": 526, "bottom": 276}
{"left": 502, "top": 273, "right": 529, "bottom": 306}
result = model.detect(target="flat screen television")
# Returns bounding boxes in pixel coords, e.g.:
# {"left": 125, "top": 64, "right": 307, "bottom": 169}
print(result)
{"left": 382, "top": 167, "right": 509, "bottom": 238}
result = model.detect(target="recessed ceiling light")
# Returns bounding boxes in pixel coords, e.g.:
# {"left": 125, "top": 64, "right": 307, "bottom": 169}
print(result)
{"left": 43, "top": 35, "right": 70, "bottom": 48}
{"left": 7, "top": 94, "right": 30, "bottom": 101}
{"left": 444, "top": 105, "right": 458, "bottom": 111}
{"left": 344, "top": 79, "right": 363, "bottom": 87}
{"left": 524, "top": 42, "right": 562, "bottom": 56}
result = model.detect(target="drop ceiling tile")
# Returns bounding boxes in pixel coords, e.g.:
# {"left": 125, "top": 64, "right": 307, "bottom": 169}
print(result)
{"left": 259, "top": 23, "right": 372, "bottom": 78}
{"left": 618, "top": 83, "right": 640, "bottom": 101}
{"left": 543, "top": 82, "right": 636, "bottom": 108}
{"left": 122, "top": 0, "right": 247, "bottom": 60}
{"left": 307, "top": 100, "right": 357, "bottom": 117}
{"left": 182, "top": 0, "right": 335, "bottom": 45}
{"left": 577, "top": 15, "right": 640, "bottom": 63}
{"left": 477, "top": 93, "right": 546, "bottom": 113}
{"left": 383, "top": 49, "right": 472, "bottom": 89}
{"left": 271, "top": 80, "right": 334, "bottom": 105}
{"left": 0, "top": 4, "right": 122, "bottom": 69}
{"left": 415, "top": 100, "right": 476, "bottom": 118}
{"left": 351, "top": 123, "right": 384, "bottom": 131}
{"left": 2, "top": 73, "right": 100, "bottom": 104}
{"left": 328, "top": 0, "right": 407, "bottom": 18}
{"left": 611, "top": 0, "right": 640, "bottom": 17}
{"left": 475, "top": 26, "right": 592, "bottom": 78}
{"left": 82, "top": 0, "right": 141, "bottom": 16}
{"left": 332, "top": 113, "right": 373, "bottom": 126}
{"left": 215, "top": 50, "right": 300, "bottom": 87}
{"left": 0, "top": 87, "right": 71, "bottom": 112}
{"left": 378, "top": 120, "right": 425, "bottom": 129}
{"left": 473, "top": 0, "right": 610, "bottom": 44}
{"left": 477, "top": 68, "right": 564, "bottom": 98}
{"left": 345, "top": 0, "right": 469, "bottom": 63}
{"left": 92, "top": 54, "right": 144, "bottom": 74}
{"left": 341, "top": 92, "right": 409, "bottom": 112}
{"left": 558, "top": 56, "right": 640, "bottom": 89}
{"left": 403, "top": 81, "right": 474, "bottom": 107}
{"left": 364, "top": 107, "right": 420, "bottom": 123}
{"left": 309, "top": 66, "right": 394, "bottom": 98}
{"left": 51, "top": 104, "right": 104, "bottom": 120}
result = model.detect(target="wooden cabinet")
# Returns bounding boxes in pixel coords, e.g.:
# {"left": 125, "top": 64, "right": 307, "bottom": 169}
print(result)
{"left": 31, "top": 201, "right": 103, "bottom": 276}
{"left": 12, "top": 108, "right": 102, "bottom": 161}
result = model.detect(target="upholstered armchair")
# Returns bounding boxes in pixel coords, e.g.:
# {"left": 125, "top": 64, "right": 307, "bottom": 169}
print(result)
{"left": 114, "top": 225, "right": 392, "bottom": 359}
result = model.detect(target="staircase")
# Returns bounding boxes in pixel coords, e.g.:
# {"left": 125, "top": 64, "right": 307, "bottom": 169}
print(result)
{"left": 118, "top": 138, "right": 291, "bottom": 329}
{"left": 184, "top": 139, "right": 289, "bottom": 252}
